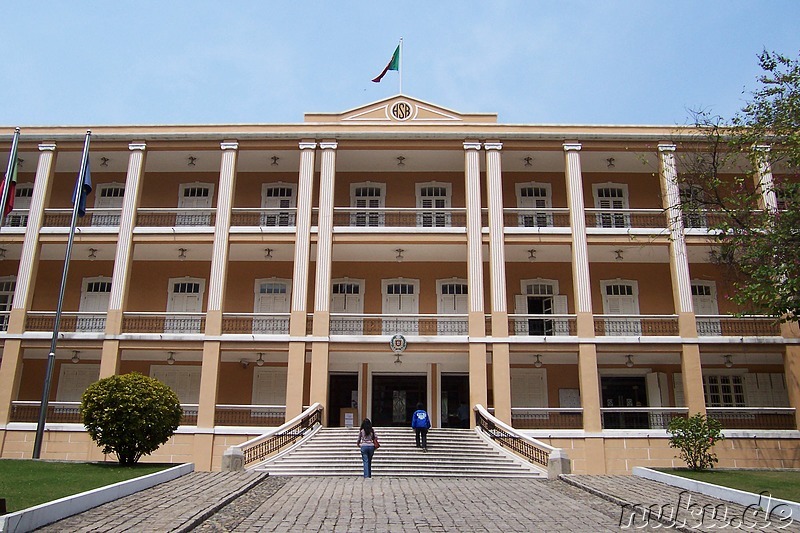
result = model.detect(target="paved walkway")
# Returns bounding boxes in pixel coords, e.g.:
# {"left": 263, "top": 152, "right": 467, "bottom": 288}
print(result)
{"left": 35, "top": 472, "right": 799, "bottom": 532}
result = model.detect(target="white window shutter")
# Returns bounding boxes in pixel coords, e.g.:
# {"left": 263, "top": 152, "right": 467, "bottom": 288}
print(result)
{"left": 673, "top": 373, "right": 684, "bottom": 407}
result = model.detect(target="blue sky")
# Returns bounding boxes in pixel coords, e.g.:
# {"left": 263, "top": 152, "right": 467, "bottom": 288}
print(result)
{"left": 2, "top": 1, "right": 799, "bottom": 127}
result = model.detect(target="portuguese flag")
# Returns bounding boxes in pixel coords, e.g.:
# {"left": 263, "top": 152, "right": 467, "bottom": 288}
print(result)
{"left": 372, "top": 44, "right": 400, "bottom": 83}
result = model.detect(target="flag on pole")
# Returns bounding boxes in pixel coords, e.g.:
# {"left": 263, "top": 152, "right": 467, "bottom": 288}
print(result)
{"left": 1, "top": 157, "right": 17, "bottom": 217}
{"left": 372, "top": 44, "right": 400, "bottom": 83}
{"left": 72, "top": 159, "right": 92, "bottom": 217}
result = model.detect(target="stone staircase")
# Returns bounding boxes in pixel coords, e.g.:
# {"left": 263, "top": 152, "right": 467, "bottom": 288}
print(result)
{"left": 252, "top": 427, "right": 545, "bottom": 478}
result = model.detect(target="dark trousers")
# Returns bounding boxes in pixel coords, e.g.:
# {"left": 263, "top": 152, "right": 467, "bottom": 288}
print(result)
{"left": 414, "top": 428, "right": 428, "bottom": 448}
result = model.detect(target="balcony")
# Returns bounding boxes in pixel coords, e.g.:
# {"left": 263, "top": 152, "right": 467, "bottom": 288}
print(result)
{"left": 585, "top": 208, "right": 667, "bottom": 230}
{"left": 696, "top": 315, "right": 782, "bottom": 337}
{"left": 508, "top": 314, "right": 576, "bottom": 336}
{"left": 601, "top": 407, "right": 688, "bottom": 429}
{"left": 230, "top": 208, "right": 297, "bottom": 228}
{"left": 511, "top": 408, "right": 583, "bottom": 429}
{"left": 221, "top": 313, "right": 290, "bottom": 335}
{"left": 329, "top": 314, "right": 468, "bottom": 336}
{"left": 502, "top": 208, "right": 571, "bottom": 229}
{"left": 9, "top": 401, "right": 199, "bottom": 426}
{"left": 135, "top": 208, "right": 216, "bottom": 227}
{"left": 25, "top": 312, "right": 107, "bottom": 333}
{"left": 121, "top": 313, "right": 206, "bottom": 334}
{"left": 214, "top": 404, "right": 286, "bottom": 426}
{"left": 594, "top": 315, "right": 679, "bottom": 336}
{"left": 707, "top": 407, "right": 797, "bottom": 430}
{"left": 332, "top": 208, "right": 467, "bottom": 229}
{"left": 42, "top": 208, "right": 122, "bottom": 228}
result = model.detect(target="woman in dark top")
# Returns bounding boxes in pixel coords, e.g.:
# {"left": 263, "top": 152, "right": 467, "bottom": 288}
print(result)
{"left": 356, "top": 418, "right": 378, "bottom": 478}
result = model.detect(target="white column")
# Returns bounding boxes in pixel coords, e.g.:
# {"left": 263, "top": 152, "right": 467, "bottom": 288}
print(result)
{"left": 11, "top": 143, "right": 57, "bottom": 315}
{"left": 754, "top": 145, "right": 778, "bottom": 212}
{"left": 464, "top": 141, "right": 485, "bottom": 316}
{"left": 206, "top": 141, "right": 238, "bottom": 316}
{"left": 658, "top": 143, "right": 693, "bottom": 314}
{"left": 313, "top": 142, "right": 338, "bottom": 317}
{"left": 107, "top": 142, "right": 147, "bottom": 313}
{"left": 484, "top": 142, "right": 507, "bottom": 315}
{"left": 291, "top": 142, "right": 317, "bottom": 317}
{"left": 563, "top": 142, "right": 592, "bottom": 314}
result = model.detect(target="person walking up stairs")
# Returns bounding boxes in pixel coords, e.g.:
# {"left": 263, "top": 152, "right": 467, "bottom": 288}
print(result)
{"left": 411, "top": 403, "right": 431, "bottom": 452}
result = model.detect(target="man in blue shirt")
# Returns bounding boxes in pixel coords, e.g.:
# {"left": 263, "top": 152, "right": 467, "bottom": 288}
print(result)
{"left": 411, "top": 403, "right": 431, "bottom": 451}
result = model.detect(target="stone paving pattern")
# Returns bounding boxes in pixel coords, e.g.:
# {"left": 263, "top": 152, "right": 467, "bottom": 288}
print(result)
{"left": 34, "top": 472, "right": 800, "bottom": 532}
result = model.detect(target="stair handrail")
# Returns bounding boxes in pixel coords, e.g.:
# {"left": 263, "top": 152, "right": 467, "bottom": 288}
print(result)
{"left": 474, "top": 404, "right": 570, "bottom": 477}
{"left": 223, "top": 403, "right": 323, "bottom": 470}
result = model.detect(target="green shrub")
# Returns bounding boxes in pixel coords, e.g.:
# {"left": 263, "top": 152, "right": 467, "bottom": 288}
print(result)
{"left": 80, "top": 372, "right": 183, "bottom": 465}
{"left": 667, "top": 413, "right": 724, "bottom": 471}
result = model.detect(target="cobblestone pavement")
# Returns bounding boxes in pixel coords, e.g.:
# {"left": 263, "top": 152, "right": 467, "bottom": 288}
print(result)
{"left": 195, "top": 476, "right": 663, "bottom": 532}
{"left": 561, "top": 475, "right": 800, "bottom": 532}
{"left": 35, "top": 471, "right": 266, "bottom": 532}
{"left": 35, "top": 473, "right": 800, "bottom": 532}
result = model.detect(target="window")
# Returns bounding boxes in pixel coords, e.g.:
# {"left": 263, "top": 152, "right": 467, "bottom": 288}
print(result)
{"left": 516, "top": 183, "right": 552, "bottom": 227}
{"left": 600, "top": 280, "right": 641, "bottom": 335}
{"left": 331, "top": 279, "right": 365, "bottom": 334}
{"left": 692, "top": 280, "right": 721, "bottom": 335}
{"left": 382, "top": 279, "right": 419, "bottom": 334}
{"left": 593, "top": 184, "right": 629, "bottom": 228}
{"left": 0, "top": 276, "right": 15, "bottom": 331}
{"left": 351, "top": 183, "right": 385, "bottom": 227}
{"left": 92, "top": 183, "right": 125, "bottom": 226}
{"left": 679, "top": 184, "right": 706, "bottom": 228}
{"left": 253, "top": 279, "right": 290, "bottom": 333}
{"left": 437, "top": 279, "right": 468, "bottom": 334}
{"left": 703, "top": 375, "right": 745, "bottom": 407}
{"left": 514, "top": 280, "right": 568, "bottom": 336}
{"left": 166, "top": 278, "right": 205, "bottom": 333}
{"left": 262, "top": 183, "right": 296, "bottom": 227}
{"left": 177, "top": 183, "right": 213, "bottom": 226}
{"left": 416, "top": 182, "right": 451, "bottom": 227}
{"left": 56, "top": 364, "right": 100, "bottom": 401}
{"left": 77, "top": 277, "right": 111, "bottom": 331}
{"left": 151, "top": 365, "right": 201, "bottom": 404}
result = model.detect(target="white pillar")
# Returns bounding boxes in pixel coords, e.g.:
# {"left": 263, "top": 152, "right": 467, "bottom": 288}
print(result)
{"left": 754, "top": 145, "right": 778, "bottom": 212}
{"left": 463, "top": 141, "right": 485, "bottom": 318}
{"left": 290, "top": 142, "right": 317, "bottom": 322}
{"left": 206, "top": 141, "right": 238, "bottom": 318}
{"left": 313, "top": 142, "right": 338, "bottom": 319}
{"left": 563, "top": 142, "right": 592, "bottom": 315}
{"left": 484, "top": 142, "right": 507, "bottom": 316}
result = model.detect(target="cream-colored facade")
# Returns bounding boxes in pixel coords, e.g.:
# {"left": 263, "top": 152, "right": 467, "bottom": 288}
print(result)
{"left": 0, "top": 95, "right": 798, "bottom": 473}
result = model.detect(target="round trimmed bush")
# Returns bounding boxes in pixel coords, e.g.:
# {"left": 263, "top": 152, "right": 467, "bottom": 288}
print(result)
{"left": 80, "top": 372, "right": 183, "bottom": 465}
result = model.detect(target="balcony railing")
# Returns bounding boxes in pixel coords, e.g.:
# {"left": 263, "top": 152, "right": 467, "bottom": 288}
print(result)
{"left": 215, "top": 404, "right": 286, "bottom": 426}
{"left": 329, "top": 314, "right": 469, "bottom": 336}
{"left": 594, "top": 315, "right": 679, "bottom": 336}
{"left": 230, "top": 208, "right": 297, "bottom": 228}
{"left": 601, "top": 407, "right": 689, "bottom": 429}
{"left": 221, "top": 313, "right": 290, "bottom": 334}
{"left": 135, "top": 208, "right": 216, "bottom": 227}
{"left": 707, "top": 407, "right": 797, "bottom": 430}
{"left": 9, "top": 401, "right": 199, "bottom": 425}
{"left": 696, "top": 315, "right": 782, "bottom": 336}
{"left": 511, "top": 408, "right": 583, "bottom": 429}
{"left": 26, "top": 311, "right": 107, "bottom": 333}
{"left": 502, "top": 208, "right": 571, "bottom": 229}
{"left": 585, "top": 208, "right": 667, "bottom": 229}
{"left": 42, "top": 208, "right": 124, "bottom": 228}
{"left": 509, "top": 314, "right": 576, "bottom": 336}
{"left": 3, "top": 209, "right": 29, "bottom": 228}
{"left": 332, "top": 208, "right": 467, "bottom": 228}
{"left": 121, "top": 313, "right": 206, "bottom": 334}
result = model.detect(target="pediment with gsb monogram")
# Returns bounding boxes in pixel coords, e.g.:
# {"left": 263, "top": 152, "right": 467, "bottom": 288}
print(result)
{"left": 305, "top": 95, "right": 497, "bottom": 124}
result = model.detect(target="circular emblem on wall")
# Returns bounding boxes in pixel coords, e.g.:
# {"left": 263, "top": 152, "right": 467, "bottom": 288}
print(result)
{"left": 390, "top": 334, "right": 407, "bottom": 354}
{"left": 390, "top": 101, "right": 413, "bottom": 121}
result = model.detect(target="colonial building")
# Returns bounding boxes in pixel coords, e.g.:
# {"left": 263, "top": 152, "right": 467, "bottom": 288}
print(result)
{"left": 0, "top": 96, "right": 797, "bottom": 473}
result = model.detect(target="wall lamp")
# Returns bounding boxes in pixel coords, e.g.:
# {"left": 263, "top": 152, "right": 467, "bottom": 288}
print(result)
{"left": 71, "top": 350, "right": 80, "bottom": 364}
{"left": 533, "top": 354, "right": 543, "bottom": 368}
{"left": 625, "top": 354, "right": 634, "bottom": 368}
{"left": 724, "top": 354, "right": 733, "bottom": 368}
{"left": 395, "top": 248, "right": 404, "bottom": 262}
{"left": 167, "top": 351, "right": 176, "bottom": 365}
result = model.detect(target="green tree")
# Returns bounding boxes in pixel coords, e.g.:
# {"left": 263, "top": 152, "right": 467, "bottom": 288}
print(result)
{"left": 668, "top": 414, "right": 724, "bottom": 471}
{"left": 80, "top": 372, "right": 183, "bottom": 465}
{"left": 676, "top": 51, "right": 800, "bottom": 322}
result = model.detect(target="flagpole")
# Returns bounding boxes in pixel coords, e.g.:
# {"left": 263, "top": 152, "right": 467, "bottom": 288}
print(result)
{"left": 0, "top": 127, "right": 21, "bottom": 231}
{"left": 33, "top": 129, "right": 91, "bottom": 459}
{"left": 399, "top": 37, "right": 403, "bottom": 94}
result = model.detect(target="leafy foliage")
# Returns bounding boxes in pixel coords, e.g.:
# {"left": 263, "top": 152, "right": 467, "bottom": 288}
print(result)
{"left": 677, "top": 51, "right": 800, "bottom": 322}
{"left": 80, "top": 372, "right": 182, "bottom": 465}
{"left": 668, "top": 414, "right": 724, "bottom": 471}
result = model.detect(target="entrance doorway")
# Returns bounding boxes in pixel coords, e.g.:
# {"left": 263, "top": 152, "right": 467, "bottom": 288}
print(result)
{"left": 372, "top": 375, "right": 426, "bottom": 427}
{"left": 601, "top": 375, "right": 648, "bottom": 429}
{"left": 329, "top": 374, "right": 359, "bottom": 427}
{"left": 440, "top": 374, "right": 469, "bottom": 428}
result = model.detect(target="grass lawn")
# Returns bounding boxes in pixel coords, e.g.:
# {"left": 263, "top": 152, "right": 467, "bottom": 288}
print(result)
{"left": 660, "top": 469, "right": 800, "bottom": 504}
{"left": 0, "top": 460, "right": 171, "bottom": 513}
